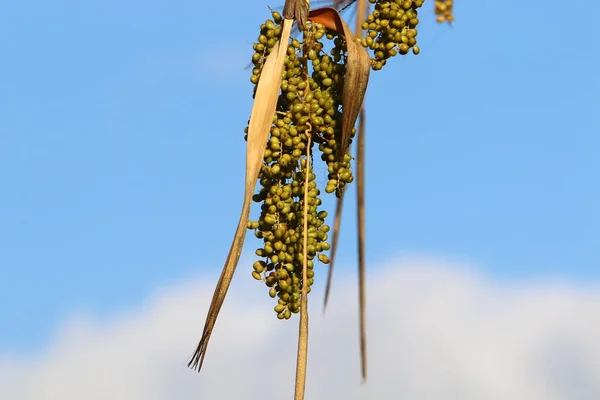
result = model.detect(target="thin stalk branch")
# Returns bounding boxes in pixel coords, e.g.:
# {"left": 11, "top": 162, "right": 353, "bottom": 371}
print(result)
{"left": 294, "top": 27, "right": 313, "bottom": 398}
{"left": 356, "top": 109, "right": 366, "bottom": 381}
{"left": 294, "top": 129, "right": 312, "bottom": 400}
{"left": 355, "top": 0, "right": 368, "bottom": 382}
{"left": 322, "top": 189, "right": 344, "bottom": 312}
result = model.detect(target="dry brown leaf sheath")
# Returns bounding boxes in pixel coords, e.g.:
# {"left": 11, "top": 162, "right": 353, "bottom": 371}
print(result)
{"left": 308, "top": 7, "right": 370, "bottom": 162}
{"left": 187, "top": 19, "right": 294, "bottom": 372}
{"left": 321, "top": 0, "right": 369, "bottom": 313}
{"left": 309, "top": 5, "right": 370, "bottom": 380}
{"left": 284, "top": 0, "right": 310, "bottom": 31}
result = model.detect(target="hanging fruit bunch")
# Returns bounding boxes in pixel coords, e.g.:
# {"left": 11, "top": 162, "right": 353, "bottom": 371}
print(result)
{"left": 246, "top": 11, "right": 359, "bottom": 321}
{"left": 434, "top": 0, "right": 455, "bottom": 23}
{"left": 188, "top": 0, "right": 457, "bottom": 398}
{"left": 187, "top": 1, "right": 369, "bottom": 376}
{"left": 359, "top": 0, "right": 424, "bottom": 69}
{"left": 243, "top": 0, "right": 444, "bottom": 321}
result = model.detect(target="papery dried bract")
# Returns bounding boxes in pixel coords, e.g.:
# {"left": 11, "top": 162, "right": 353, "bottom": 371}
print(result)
{"left": 188, "top": 18, "right": 294, "bottom": 373}
{"left": 284, "top": 0, "right": 310, "bottom": 31}
{"left": 308, "top": 7, "right": 370, "bottom": 161}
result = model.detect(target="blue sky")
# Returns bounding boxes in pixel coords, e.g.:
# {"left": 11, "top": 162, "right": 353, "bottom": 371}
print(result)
{"left": 1, "top": 0, "right": 599, "bottom": 360}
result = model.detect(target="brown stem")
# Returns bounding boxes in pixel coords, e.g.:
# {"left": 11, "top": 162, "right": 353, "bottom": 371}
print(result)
{"left": 355, "top": 0, "right": 368, "bottom": 381}
{"left": 294, "top": 128, "right": 312, "bottom": 400}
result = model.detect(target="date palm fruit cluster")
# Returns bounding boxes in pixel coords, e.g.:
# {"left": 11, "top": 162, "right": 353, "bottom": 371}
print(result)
{"left": 246, "top": 12, "right": 356, "bottom": 320}
{"left": 434, "top": 0, "right": 454, "bottom": 23}
{"left": 359, "top": 0, "right": 424, "bottom": 70}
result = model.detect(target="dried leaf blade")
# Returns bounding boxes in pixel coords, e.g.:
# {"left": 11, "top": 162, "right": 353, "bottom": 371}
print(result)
{"left": 187, "top": 19, "right": 293, "bottom": 372}
{"left": 307, "top": 7, "right": 371, "bottom": 161}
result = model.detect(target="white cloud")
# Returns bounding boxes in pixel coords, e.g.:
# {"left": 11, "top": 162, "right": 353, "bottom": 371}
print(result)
{"left": 2, "top": 256, "right": 600, "bottom": 400}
